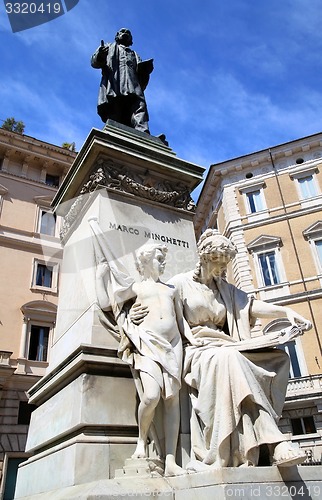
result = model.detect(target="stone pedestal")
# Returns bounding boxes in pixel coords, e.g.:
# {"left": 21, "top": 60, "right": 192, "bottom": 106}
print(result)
{"left": 14, "top": 124, "right": 204, "bottom": 499}
{"left": 15, "top": 465, "right": 322, "bottom": 499}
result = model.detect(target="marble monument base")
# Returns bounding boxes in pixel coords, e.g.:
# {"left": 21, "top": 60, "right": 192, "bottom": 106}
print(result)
{"left": 14, "top": 466, "right": 322, "bottom": 500}
{"left": 13, "top": 124, "right": 204, "bottom": 499}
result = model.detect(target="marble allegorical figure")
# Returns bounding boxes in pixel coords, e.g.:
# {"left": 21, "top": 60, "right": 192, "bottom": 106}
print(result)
{"left": 89, "top": 218, "right": 196, "bottom": 475}
{"left": 132, "top": 229, "right": 312, "bottom": 471}
{"left": 91, "top": 218, "right": 312, "bottom": 472}
{"left": 169, "top": 229, "right": 312, "bottom": 470}
{"left": 91, "top": 28, "right": 153, "bottom": 133}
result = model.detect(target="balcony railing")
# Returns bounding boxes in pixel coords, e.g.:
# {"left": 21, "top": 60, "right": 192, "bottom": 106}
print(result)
{"left": 286, "top": 374, "right": 322, "bottom": 398}
{"left": 0, "top": 350, "right": 12, "bottom": 366}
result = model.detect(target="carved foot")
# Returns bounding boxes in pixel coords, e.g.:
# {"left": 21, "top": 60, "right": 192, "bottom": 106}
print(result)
{"left": 131, "top": 439, "right": 147, "bottom": 459}
{"left": 186, "top": 460, "right": 210, "bottom": 473}
{"left": 164, "top": 454, "right": 186, "bottom": 476}
{"left": 271, "top": 441, "right": 306, "bottom": 467}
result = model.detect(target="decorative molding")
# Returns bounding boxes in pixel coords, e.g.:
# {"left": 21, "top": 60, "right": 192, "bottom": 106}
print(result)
{"left": 21, "top": 300, "right": 57, "bottom": 321}
{"left": 60, "top": 159, "right": 196, "bottom": 239}
{"left": 88, "top": 159, "right": 195, "bottom": 210}
{"left": 303, "top": 221, "right": 322, "bottom": 240}
{"left": 238, "top": 180, "right": 266, "bottom": 194}
{"left": 289, "top": 165, "right": 319, "bottom": 180}
{"left": 247, "top": 235, "right": 283, "bottom": 253}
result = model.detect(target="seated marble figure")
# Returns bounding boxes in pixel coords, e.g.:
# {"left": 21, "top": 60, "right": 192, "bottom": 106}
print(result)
{"left": 91, "top": 217, "right": 311, "bottom": 472}
{"left": 132, "top": 229, "right": 312, "bottom": 470}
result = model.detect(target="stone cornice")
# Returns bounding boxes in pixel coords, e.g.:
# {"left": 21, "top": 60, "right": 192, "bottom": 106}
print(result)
{"left": 0, "top": 128, "right": 76, "bottom": 166}
{"left": 52, "top": 126, "right": 204, "bottom": 212}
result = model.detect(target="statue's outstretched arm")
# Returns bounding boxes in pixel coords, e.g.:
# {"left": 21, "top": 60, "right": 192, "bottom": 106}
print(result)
{"left": 251, "top": 299, "right": 312, "bottom": 331}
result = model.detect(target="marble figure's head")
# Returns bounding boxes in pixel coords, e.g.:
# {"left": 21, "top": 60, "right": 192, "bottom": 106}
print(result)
{"left": 193, "top": 229, "right": 237, "bottom": 280}
{"left": 136, "top": 244, "right": 168, "bottom": 277}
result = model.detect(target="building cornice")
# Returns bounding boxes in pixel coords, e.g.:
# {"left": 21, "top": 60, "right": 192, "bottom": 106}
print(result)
{"left": 0, "top": 128, "right": 76, "bottom": 166}
{"left": 196, "top": 132, "right": 322, "bottom": 230}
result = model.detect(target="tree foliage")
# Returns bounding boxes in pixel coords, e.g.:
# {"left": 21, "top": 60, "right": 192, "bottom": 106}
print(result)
{"left": 2, "top": 117, "right": 25, "bottom": 134}
{"left": 61, "top": 142, "right": 76, "bottom": 152}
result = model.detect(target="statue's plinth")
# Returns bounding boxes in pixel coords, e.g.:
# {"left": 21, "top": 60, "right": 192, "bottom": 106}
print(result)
{"left": 15, "top": 466, "right": 322, "bottom": 499}
{"left": 115, "top": 457, "right": 164, "bottom": 478}
{"left": 14, "top": 125, "right": 204, "bottom": 498}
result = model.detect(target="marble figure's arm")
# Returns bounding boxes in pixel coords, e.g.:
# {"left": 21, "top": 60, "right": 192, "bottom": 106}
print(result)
{"left": 251, "top": 300, "right": 312, "bottom": 331}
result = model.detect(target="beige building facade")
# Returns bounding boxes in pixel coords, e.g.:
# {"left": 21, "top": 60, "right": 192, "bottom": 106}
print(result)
{"left": 0, "top": 128, "right": 75, "bottom": 498}
{"left": 195, "top": 132, "right": 322, "bottom": 465}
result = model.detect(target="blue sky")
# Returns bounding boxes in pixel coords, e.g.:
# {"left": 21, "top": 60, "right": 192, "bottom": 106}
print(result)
{"left": 1, "top": 1, "right": 322, "bottom": 199}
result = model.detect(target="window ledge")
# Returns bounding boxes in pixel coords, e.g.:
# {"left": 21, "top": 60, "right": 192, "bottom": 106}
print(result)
{"left": 258, "top": 283, "right": 290, "bottom": 300}
{"left": 247, "top": 210, "right": 269, "bottom": 222}
{"left": 257, "top": 282, "right": 290, "bottom": 292}
{"left": 30, "top": 285, "right": 57, "bottom": 294}
{"left": 300, "top": 197, "right": 322, "bottom": 209}
{"left": 291, "top": 433, "right": 320, "bottom": 441}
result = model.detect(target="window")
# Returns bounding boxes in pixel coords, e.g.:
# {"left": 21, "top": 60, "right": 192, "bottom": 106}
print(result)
{"left": 247, "top": 235, "right": 287, "bottom": 296}
{"left": 19, "top": 301, "right": 56, "bottom": 371}
{"left": 34, "top": 196, "right": 58, "bottom": 237}
{"left": 290, "top": 165, "right": 320, "bottom": 204}
{"left": 264, "top": 319, "right": 307, "bottom": 378}
{"left": 314, "top": 239, "right": 322, "bottom": 268}
{"left": 258, "top": 251, "right": 280, "bottom": 286}
{"left": 35, "top": 263, "right": 53, "bottom": 288}
{"left": 297, "top": 175, "right": 318, "bottom": 199}
{"left": 303, "top": 222, "right": 322, "bottom": 275}
{"left": 239, "top": 180, "right": 267, "bottom": 219}
{"left": 39, "top": 210, "right": 56, "bottom": 236}
{"left": 246, "top": 190, "right": 266, "bottom": 213}
{"left": 279, "top": 341, "right": 302, "bottom": 378}
{"left": 31, "top": 260, "right": 58, "bottom": 292}
{"left": 28, "top": 325, "right": 50, "bottom": 361}
{"left": 291, "top": 416, "right": 316, "bottom": 436}
{"left": 45, "top": 174, "right": 60, "bottom": 187}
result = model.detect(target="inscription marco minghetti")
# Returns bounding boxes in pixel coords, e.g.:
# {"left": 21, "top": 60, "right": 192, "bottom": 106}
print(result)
{"left": 109, "top": 222, "right": 190, "bottom": 248}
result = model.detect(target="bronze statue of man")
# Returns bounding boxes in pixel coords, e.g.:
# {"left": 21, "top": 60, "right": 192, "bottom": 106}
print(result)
{"left": 91, "top": 28, "right": 153, "bottom": 134}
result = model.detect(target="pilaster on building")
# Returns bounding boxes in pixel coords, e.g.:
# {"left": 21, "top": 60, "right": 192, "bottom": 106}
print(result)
{"left": 195, "top": 132, "right": 322, "bottom": 465}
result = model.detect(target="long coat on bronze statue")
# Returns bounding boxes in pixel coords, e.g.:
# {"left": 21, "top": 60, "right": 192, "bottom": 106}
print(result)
{"left": 91, "top": 28, "right": 153, "bottom": 134}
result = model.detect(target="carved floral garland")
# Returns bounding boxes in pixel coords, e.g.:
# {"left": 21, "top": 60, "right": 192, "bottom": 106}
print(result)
{"left": 60, "top": 159, "right": 195, "bottom": 239}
